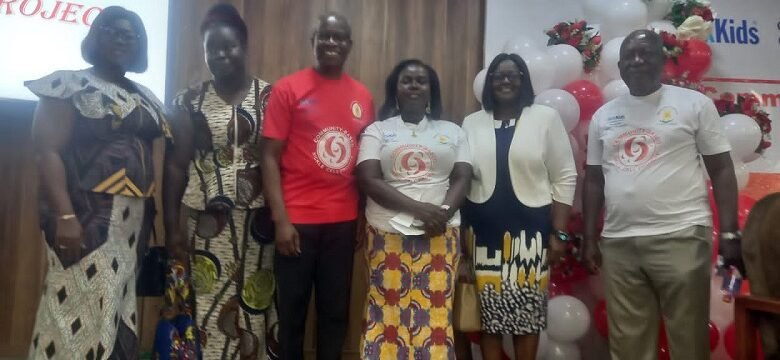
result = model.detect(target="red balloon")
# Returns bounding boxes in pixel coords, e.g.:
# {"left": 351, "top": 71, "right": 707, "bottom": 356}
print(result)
{"left": 741, "top": 280, "right": 751, "bottom": 295}
{"left": 711, "top": 229, "right": 719, "bottom": 264}
{"left": 594, "top": 299, "right": 609, "bottom": 338}
{"left": 659, "top": 321, "right": 668, "bottom": 348}
{"left": 707, "top": 181, "right": 720, "bottom": 231}
{"left": 677, "top": 39, "right": 712, "bottom": 81}
{"left": 725, "top": 322, "right": 736, "bottom": 358}
{"left": 467, "top": 331, "right": 480, "bottom": 343}
{"left": 663, "top": 60, "right": 680, "bottom": 81}
{"left": 720, "top": 322, "right": 765, "bottom": 359}
{"left": 563, "top": 80, "right": 604, "bottom": 122}
{"left": 658, "top": 346, "right": 671, "bottom": 360}
{"left": 548, "top": 280, "right": 573, "bottom": 298}
{"left": 737, "top": 194, "right": 757, "bottom": 229}
{"left": 709, "top": 321, "right": 719, "bottom": 351}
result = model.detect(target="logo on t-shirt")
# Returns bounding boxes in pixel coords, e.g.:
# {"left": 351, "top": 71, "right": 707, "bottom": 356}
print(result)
{"left": 351, "top": 101, "right": 363, "bottom": 120}
{"left": 613, "top": 128, "right": 661, "bottom": 171}
{"left": 657, "top": 106, "right": 678, "bottom": 124}
{"left": 391, "top": 144, "right": 436, "bottom": 181}
{"left": 313, "top": 127, "right": 354, "bottom": 172}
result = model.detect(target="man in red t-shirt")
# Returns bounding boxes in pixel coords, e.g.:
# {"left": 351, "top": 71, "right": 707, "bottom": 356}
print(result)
{"left": 260, "top": 12, "right": 374, "bottom": 360}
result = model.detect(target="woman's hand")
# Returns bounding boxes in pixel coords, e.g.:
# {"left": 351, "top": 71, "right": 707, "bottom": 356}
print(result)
{"left": 412, "top": 202, "right": 448, "bottom": 237}
{"left": 55, "top": 217, "right": 83, "bottom": 264}
{"left": 547, "top": 233, "right": 567, "bottom": 268}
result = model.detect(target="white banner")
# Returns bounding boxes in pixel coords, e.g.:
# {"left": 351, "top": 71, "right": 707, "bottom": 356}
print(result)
{"left": 0, "top": 0, "right": 169, "bottom": 101}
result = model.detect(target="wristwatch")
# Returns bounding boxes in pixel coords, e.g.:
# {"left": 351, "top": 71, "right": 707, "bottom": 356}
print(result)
{"left": 555, "top": 230, "right": 570, "bottom": 242}
{"left": 719, "top": 231, "right": 742, "bottom": 241}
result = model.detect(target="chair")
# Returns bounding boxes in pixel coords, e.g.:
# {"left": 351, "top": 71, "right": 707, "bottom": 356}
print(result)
{"left": 735, "top": 295, "right": 780, "bottom": 359}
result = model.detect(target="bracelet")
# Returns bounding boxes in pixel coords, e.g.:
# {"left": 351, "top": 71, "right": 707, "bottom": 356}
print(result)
{"left": 58, "top": 214, "right": 77, "bottom": 220}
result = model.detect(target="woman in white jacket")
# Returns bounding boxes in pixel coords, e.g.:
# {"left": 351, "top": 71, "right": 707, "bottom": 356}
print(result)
{"left": 461, "top": 53, "right": 577, "bottom": 360}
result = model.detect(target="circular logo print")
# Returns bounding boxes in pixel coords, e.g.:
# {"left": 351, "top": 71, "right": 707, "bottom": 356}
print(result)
{"left": 615, "top": 129, "right": 659, "bottom": 170}
{"left": 351, "top": 101, "right": 363, "bottom": 119}
{"left": 392, "top": 145, "right": 435, "bottom": 180}
{"left": 315, "top": 128, "right": 352, "bottom": 171}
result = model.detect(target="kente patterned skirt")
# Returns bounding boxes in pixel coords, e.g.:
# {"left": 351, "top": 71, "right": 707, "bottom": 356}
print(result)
{"left": 30, "top": 195, "right": 148, "bottom": 360}
{"left": 187, "top": 207, "right": 277, "bottom": 360}
{"left": 360, "top": 226, "right": 460, "bottom": 360}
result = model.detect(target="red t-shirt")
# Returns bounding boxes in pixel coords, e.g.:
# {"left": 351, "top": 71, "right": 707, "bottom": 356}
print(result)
{"left": 262, "top": 68, "right": 374, "bottom": 224}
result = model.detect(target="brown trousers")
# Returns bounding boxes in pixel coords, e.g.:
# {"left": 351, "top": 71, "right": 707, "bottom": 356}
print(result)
{"left": 601, "top": 225, "right": 712, "bottom": 360}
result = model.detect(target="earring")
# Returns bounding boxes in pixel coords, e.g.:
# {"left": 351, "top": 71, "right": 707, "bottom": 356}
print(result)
{"left": 395, "top": 97, "right": 400, "bottom": 110}
{"left": 426, "top": 102, "right": 431, "bottom": 114}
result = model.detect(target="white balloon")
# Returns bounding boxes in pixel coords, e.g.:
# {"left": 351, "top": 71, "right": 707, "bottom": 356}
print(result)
{"left": 742, "top": 151, "right": 762, "bottom": 163}
{"left": 645, "top": 0, "right": 674, "bottom": 22}
{"left": 734, "top": 157, "right": 750, "bottom": 191}
{"left": 519, "top": 50, "right": 555, "bottom": 92}
{"left": 535, "top": 89, "right": 581, "bottom": 132}
{"left": 600, "top": 37, "right": 625, "bottom": 82}
{"left": 545, "top": 339, "right": 581, "bottom": 360}
{"left": 537, "top": 330, "right": 550, "bottom": 359}
{"left": 602, "top": 79, "right": 629, "bottom": 102}
{"left": 583, "top": 0, "right": 609, "bottom": 24}
{"left": 504, "top": 35, "right": 542, "bottom": 56}
{"left": 721, "top": 113, "right": 762, "bottom": 162}
{"left": 647, "top": 20, "right": 677, "bottom": 35}
{"left": 546, "top": 295, "right": 591, "bottom": 342}
{"left": 473, "top": 68, "right": 488, "bottom": 103}
{"left": 600, "top": 0, "right": 648, "bottom": 41}
{"left": 547, "top": 44, "right": 584, "bottom": 89}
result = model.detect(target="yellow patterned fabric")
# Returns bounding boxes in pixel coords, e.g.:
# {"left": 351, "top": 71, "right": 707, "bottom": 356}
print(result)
{"left": 360, "top": 226, "right": 460, "bottom": 360}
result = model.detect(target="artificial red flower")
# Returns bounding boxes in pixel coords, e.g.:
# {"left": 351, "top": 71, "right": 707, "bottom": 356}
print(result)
{"left": 698, "top": 7, "right": 714, "bottom": 21}
{"left": 592, "top": 35, "right": 601, "bottom": 45}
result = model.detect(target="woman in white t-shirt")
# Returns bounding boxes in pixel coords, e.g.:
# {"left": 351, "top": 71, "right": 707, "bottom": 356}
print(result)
{"left": 356, "top": 59, "right": 473, "bottom": 359}
{"left": 461, "top": 53, "right": 576, "bottom": 359}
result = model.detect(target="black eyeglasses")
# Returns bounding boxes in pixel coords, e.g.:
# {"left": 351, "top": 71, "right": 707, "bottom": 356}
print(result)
{"left": 100, "top": 25, "right": 141, "bottom": 42}
{"left": 490, "top": 72, "right": 524, "bottom": 82}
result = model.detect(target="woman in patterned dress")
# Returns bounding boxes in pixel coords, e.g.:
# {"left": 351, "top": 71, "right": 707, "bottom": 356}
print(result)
{"left": 26, "top": 7, "right": 170, "bottom": 359}
{"left": 461, "top": 53, "right": 577, "bottom": 359}
{"left": 356, "top": 59, "right": 473, "bottom": 359}
{"left": 163, "top": 4, "right": 277, "bottom": 359}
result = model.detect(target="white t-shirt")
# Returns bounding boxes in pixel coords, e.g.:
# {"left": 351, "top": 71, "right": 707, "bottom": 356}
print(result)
{"left": 586, "top": 85, "right": 731, "bottom": 238}
{"left": 357, "top": 116, "right": 472, "bottom": 233}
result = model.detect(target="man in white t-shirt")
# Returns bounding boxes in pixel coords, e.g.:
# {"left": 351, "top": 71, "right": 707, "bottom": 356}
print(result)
{"left": 582, "top": 30, "right": 743, "bottom": 360}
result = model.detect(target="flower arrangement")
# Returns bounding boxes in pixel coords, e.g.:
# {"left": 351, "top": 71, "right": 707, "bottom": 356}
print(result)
{"left": 660, "top": 31, "right": 684, "bottom": 58}
{"left": 546, "top": 20, "right": 602, "bottom": 73}
{"left": 664, "top": 0, "right": 714, "bottom": 27}
{"left": 714, "top": 94, "right": 773, "bottom": 153}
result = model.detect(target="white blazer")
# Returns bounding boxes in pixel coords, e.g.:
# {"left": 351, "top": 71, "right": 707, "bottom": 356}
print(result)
{"left": 462, "top": 104, "right": 577, "bottom": 207}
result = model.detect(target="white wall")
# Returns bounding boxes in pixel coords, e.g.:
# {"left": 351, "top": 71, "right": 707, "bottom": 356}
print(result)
{"left": 0, "top": 0, "right": 169, "bottom": 101}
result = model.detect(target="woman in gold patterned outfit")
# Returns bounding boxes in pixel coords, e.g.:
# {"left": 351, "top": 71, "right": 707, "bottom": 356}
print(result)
{"left": 163, "top": 4, "right": 277, "bottom": 359}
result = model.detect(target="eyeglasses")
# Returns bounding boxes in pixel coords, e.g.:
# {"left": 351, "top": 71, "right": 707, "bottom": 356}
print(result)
{"left": 490, "top": 72, "right": 524, "bottom": 82}
{"left": 100, "top": 25, "right": 141, "bottom": 42}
